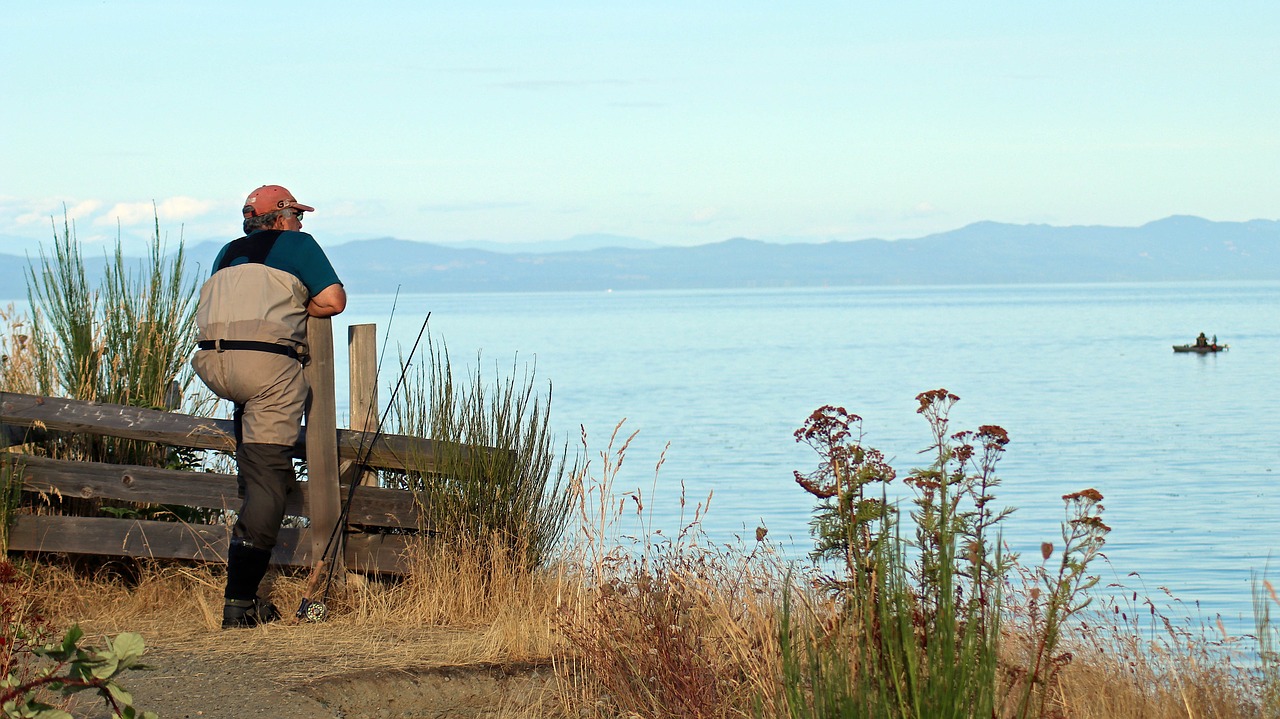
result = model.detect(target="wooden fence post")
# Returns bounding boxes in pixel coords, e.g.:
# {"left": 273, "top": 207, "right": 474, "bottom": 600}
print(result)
{"left": 348, "top": 324, "right": 379, "bottom": 487}
{"left": 305, "top": 317, "right": 343, "bottom": 574}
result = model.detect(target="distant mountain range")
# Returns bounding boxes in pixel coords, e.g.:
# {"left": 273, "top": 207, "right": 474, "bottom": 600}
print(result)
{"left": 436, "top": 232, "right": 662, "bottom": 254}
{"left": 1, "top": 216, "right": 1276, "bottom": 298}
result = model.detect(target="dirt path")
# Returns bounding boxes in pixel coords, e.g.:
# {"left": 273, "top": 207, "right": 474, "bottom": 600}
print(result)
{"left": 73, "top": 629, "right": 558, "bottom": 719}
{"left": 102, "top": 648, "right": 337, "bottom": 719}
{"left": 303, "top": 662, "right": 557, "bottom": 719}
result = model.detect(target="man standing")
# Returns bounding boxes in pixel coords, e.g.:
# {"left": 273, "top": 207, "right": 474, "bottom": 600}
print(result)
{"left": 193, "top": 184, "right": 346, "bottom": 628}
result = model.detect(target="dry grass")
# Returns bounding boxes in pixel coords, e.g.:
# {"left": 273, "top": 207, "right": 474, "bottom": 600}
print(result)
{"left": 8, "top": 531, "right": 1265, "bottom": 719}
{"left": 4, "top": 421, "right": 1265, "bottom": 719}
{"left": 15, "top": 535, "right": 569, "bottom": 679}
{"left": 1048, "top": 589, "right": 1259, "bottom": 719}
{"left": 0, "top": 304, "right": 39, "bottom": 395}
{"left": 554, "top": 534, "right": 788, "bottom": 719}
{"left": 1053, "top": 645, "right": 1254, "bottom": 719}
{"left": 15, "top": 544, "right": 1261, "bottom": 719}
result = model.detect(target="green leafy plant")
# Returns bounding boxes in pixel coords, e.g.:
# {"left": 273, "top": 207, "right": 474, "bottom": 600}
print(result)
{"left": 0, "top": 561, "right": 155, "bottom": 719}
{"left": 792, "top": 404, "right": 896, "bottom": 604}
{"left": 2, "top": 626, "right": 157, "bottom": 719}
{"left": 778, "top": 390, "right": 1108, "bottom": 719}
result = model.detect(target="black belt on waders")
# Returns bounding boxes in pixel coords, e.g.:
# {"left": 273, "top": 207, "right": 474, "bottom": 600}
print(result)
{"left": 197, "top": 339, "right": 308, "bottom": 365}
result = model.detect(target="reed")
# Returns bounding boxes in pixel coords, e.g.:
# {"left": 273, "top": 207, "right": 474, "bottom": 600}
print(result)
{"left": 24, "top": 212, "right": 203, "bottom": 468}
{"left": 1047, "top": 581, "right": 1256, "bottom": 719}
{"left": 26, "top": 213, "right": 98, "bottom": 404}
{"left": 387, "top": 336, "right": 576, "bottom": 572}
{"left": 0, "top": 306, "right": 29, "bottom": 548}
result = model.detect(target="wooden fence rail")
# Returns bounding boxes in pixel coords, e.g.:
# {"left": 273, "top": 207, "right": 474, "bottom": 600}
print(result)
{"left": 0, "top": 320, "right": 443, "bottom": 576}
{"left": 5, "top": 455, "right": 420, "bottom": 529}
{"left": 0, "top": 392, "right": 445, "bottom": 472}
{"left": 6, "top": 517, "right": 410, "bottom": 574}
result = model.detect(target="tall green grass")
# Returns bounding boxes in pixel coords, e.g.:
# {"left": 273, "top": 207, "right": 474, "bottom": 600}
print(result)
{"left": 7, "top": 212, "right": 205, "bottom": 527}
{"left": 388, "top": 336, "right": 575, "bottom": 571}
{"left": 24, "top": 212, "right": 201, "bottom": 466}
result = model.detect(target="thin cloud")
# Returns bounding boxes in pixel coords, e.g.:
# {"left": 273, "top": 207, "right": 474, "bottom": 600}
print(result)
{"left": 492, "top": 78, "right": 645, "bottom": 91}
{"left": 905, "top": 201, "right": 942, "bottom": 219}
{"left": 94, "top": 196, "right": 217, "bottom": 227}
{"left": 438, "top": 66, "right": 509, "bottom": 75}
{"left": 691, "top": 206, "right": 720, "bottom": 224}
{"left": 607, "top": 101, "right": 666, "bottom": 108}
{"left": 418, "top": 200, "right": 526, "bottom": 213}
{"left": 323, "top": 200, "right": 363, "bottom": 218}
{"left": 6, "top": 197, "right": 102, "bottom": 227}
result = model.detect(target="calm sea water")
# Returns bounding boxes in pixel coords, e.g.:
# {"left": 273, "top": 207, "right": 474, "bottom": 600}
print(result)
{"left": 330, "top": 281, "right": 1280, "bottom": 629}
{"left": 4, "top": 280, "right": 1262, "bottom": 624}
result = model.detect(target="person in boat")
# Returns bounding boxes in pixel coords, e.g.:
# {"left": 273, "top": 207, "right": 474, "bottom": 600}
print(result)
{"left": 1195, "top": 332, "right": 1209, "bottom": 348}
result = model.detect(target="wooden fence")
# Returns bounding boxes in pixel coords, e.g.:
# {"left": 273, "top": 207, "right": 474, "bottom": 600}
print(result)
{"left": 1, "top": 320, "right": 439, "bottom": 576}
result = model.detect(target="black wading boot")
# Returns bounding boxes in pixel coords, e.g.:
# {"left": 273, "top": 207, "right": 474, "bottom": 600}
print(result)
{"left": 222, "top": 596, "right": 282, "bottom": 628}
{"left": 223, "top": 538, "right": 279, "bottom": 629}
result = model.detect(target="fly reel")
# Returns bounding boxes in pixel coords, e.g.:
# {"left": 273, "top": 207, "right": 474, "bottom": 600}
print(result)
{"left": 296, "top": 598, "right": 329, "bottom": 623}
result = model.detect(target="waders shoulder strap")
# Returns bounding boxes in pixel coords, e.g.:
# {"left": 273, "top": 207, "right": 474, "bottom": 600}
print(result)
{"left": 216, "top": 230, "right": 284, "bottom": 271}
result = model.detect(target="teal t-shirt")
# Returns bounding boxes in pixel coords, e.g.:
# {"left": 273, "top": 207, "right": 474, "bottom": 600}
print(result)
{"left": 212, "top": 230, "right": 341, "bottom": 296}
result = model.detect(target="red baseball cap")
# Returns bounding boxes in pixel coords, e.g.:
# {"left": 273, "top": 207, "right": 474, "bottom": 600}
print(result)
{"left": 242, "top": 185, "right": 315, "bottom": 218}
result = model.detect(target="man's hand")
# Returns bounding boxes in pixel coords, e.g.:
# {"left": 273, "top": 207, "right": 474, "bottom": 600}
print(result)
{"left": 307, "top": 283, "right": 347, "bottom": 317}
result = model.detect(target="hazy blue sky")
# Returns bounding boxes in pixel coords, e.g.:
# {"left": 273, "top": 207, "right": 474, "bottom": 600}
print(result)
{"left": 2, "top": 2, "right": 1277, "bottom": 253}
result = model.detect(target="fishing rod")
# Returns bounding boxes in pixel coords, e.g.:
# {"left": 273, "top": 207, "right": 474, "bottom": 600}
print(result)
{"left": 373, "top": 286, "right": 402, "bottom": 383}
{"left": 296, "top": 309, "right": 432, "bottom": 622}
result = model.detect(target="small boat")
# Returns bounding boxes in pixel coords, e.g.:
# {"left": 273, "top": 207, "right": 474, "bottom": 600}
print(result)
{"left": 1172, "top": 344, "right": 1228, "bottom": 354}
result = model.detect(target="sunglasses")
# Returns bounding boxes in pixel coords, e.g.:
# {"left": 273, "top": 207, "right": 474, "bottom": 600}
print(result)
{"left": 290, "top": 210, "right": 305, "bottom": 220}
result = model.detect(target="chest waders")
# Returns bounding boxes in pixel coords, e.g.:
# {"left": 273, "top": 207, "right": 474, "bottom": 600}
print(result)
{"left": 201, "top": 230, "right": 307, "bottom": 629}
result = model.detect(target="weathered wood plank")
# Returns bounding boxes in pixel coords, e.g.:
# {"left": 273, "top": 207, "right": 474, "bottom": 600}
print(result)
{"left": 305, "top": 317, "right": 343, "bottom": 574}
{"left": 5, "top": 455, "right": 421, "bottom": 529}
{"left": 349, "top": 323, "right": 380, "bottom": 488}
{"left": 13, "top": 455, "right": 239, "bottom": 511}
{"left": 0, "top": 391, "right": 454, "bottom": 471}
{"left": 6, "top": 515, "right": 411, "bottom": 575}
{"left": 337, "top": 430, "right": 446, "bottom": 472}
{"left": 0, "top": 391, "right": 236, "bottom": 451}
